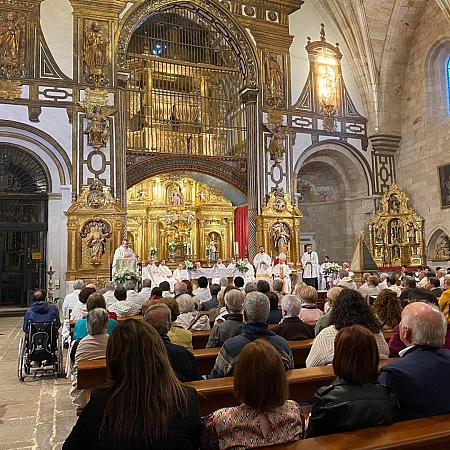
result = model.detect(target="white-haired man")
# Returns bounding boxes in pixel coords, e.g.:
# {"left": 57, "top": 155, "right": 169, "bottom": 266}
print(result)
{"left": 379, "top": 302, "right": 450, "bottom": 420}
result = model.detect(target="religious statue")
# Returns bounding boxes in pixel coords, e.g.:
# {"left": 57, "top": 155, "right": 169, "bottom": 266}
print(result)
{"left": 265, "top": 123, "right": 290, "bottom": 163}
{"left": 406, "top": 222, "right": 417, "bottom": 243}
{"left": 390, "top": 219, "right": 401, "bottom": 243}
{"left": 375, "top": 227, "right": 385, "bottom": 243}
{"left": 318, "top": 64, "right": 338, "bottom": 113}
{"left": 0, "top": 12, "right": 21, "bottom": 76}
{"left": 389, "top": 194, "right": 400, "bottom": 213}
{"left": 392, "top": 245, "right": 400, "bottom": 260}
{"left": 265, "top": 53, "right": 283, "bottom": 106}
{"left": 270, "top": 222, "right": 290, "bottom": 250}
{"left": 83, "top": 20, "right": 108, "bottom": 83}
{"left": 80, "top": 221, "right": 111, "bottom": 263}
{"left": 84, "top": 105, "right": 115, "bottom": 149}
{"left": 170, "top": 190, "right": 182, "bottom": 206}
{"left": 435, "top": 233, "right": 450, "bottom": 260}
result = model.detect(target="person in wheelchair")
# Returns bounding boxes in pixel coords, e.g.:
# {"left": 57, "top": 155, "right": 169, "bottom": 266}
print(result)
{"left": 23, "top": 290, "right": 61, "bottom": 334}
{"left": 23, "top": 289, "right": 61, "bottom": 367}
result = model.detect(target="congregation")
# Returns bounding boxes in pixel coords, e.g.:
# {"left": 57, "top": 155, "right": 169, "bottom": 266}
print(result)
{"left": 22, "top": 253, "right": 450, "bottom": 449}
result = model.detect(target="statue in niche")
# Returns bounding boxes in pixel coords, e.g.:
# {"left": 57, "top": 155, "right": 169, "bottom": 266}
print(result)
{"left": 84, "top": 105, "right": 115, "bottom": 149}
{"left": 375, "top": 227, "right": 385, "bottom": 243}
{"left": 390, "top": 219, "right": 401, "bottom": 244}
{"left": 84, "top": 20, "right": 108, "bottom": 83}
{"left": 270, "top": 222, "right": 290, "bottom": 250}
{"left": 170, "top": 189, "right": 182, "bottom": 206}
{"left": 266, "top": 53, "right": 283, "bottom": 105}
{"left": 406, "top": 222, "right": 417, "bottom": 243}
{"left": 0, "top": 12, "right": 21, "bottom": 74}
{"left": 81, "top": 221, "right": 111, "bottom": 263}
{"left": 392, "top": 245, "right": 400, "bottom": 260}
{"left": 389, "top": 194, "right": 400, "bottom": 213}
{"left": 435, "top": 233, "right": 450, "bottom": 260}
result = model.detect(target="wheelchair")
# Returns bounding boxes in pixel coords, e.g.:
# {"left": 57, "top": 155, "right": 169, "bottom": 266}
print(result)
{"left": 18, "top": 321, "right": 64, "bottom": 381}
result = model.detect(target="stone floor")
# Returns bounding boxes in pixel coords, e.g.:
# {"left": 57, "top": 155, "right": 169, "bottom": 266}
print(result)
{"left": 0, "top": 317, "right": 76, "bottom": 450}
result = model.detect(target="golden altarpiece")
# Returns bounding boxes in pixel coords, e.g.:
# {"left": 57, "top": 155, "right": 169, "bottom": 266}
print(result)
{"left": 369, "top": 184, "right": 425, "bottom": 267}
{"left": 256, "top": 188, "right": 302, "bottom": 269}
{"left": 126, "top": 175, "right": 235, "bottom": 265}
{"left": 65, "top": 179, "right": 126, "bottom": 285}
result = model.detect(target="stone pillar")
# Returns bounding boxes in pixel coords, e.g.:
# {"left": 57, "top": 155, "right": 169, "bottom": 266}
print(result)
{"left": 370, "top": 134, "right": 401, "bottom": 194}
{"left": 241, "top": 87, "right": 259, "bottom": 259}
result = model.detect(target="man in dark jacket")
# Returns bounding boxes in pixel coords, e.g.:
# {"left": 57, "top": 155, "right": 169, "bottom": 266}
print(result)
{"left": 144, "top": 303, "right": 200, "bottom": 381}
{"left": 380, "top": 302, "right": 450, "bottom": 420}
{"left": 23, "top": 290, "right": 61, "bottom": 333}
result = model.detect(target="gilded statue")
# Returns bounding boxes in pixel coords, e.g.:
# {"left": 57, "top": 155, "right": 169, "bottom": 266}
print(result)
{"left": 80, "top": 221, "right": 112, "bottom": 263}
{"left": 84, "top": 21, "right": 108, "bottom": 84}
{"left": 270, "top": 222, "right": 290, "bottom": 250}
{"left": 84, "top": 105, "right": 115, "bottom": 149}
{"left": 0, "top": 12, "right": 21, "bottom": 76}
{"left": 265, "top": 123, "right": 291, "bottom": 163}
{"left": 265, "top": 54, "right": 283, "bottom": 106}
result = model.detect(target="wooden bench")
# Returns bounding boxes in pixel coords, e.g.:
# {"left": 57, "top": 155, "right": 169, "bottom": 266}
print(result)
{"left": 191, "top": 330, "right": 211, "bottom": 349}
{"left": 185, "top": 358, "right": 395, "bottom": 416}
{"left": 266, "top": 413, "right": 450, "bottom": 449}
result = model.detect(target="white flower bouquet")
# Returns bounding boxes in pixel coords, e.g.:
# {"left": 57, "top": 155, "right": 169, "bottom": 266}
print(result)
{"left": 167, "top": 242, "right": 176, "bottom": 252}
{"left": 113, "top": 268, "right": 141, "bottom": 284}
{"left": 149, "top": 246, "right": 157, "bottom": 257}
{"left": 323, "top": 262, "right": 342, "bottom": 275}
{"left": 184, "top": 260, "right": 196, "bottom": 270}
{"left": 235, "top": 259, "right": 249, "bottom": 273}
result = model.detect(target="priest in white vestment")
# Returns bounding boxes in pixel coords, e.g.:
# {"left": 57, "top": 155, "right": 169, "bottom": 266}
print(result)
{"left": 272, "top": 254, "right": 292, "bottom": 294}
{"left": 253, "top": 245, "right": 272, "bottom": 282}
{"left": 158, "top": 259, "right": 175, "bottom": 291}
{"left": 112, "top": 239, "right": 136, "bottom": 275}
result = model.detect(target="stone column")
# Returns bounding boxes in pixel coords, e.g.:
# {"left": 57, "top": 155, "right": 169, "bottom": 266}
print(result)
{"left": 370, "top": 134, "right": 401, "bottom": 194}
{"left": 241, "top": 87, "right": 259, "bottom": 259}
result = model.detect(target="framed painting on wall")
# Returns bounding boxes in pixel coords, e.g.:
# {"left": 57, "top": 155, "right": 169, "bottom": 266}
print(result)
{"left": 438, "top": 164, "right": 450, "bottom": 209}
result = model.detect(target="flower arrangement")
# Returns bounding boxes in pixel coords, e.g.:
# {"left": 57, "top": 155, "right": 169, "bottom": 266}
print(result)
{"left": 323, "top": 262, "right": 342, "bottom": 275}
{"left": 205, "top": 245, "right": 211, "bottom": 256}
{"left": 113, "top": 268, "right": 141, "bottom": 284}
{"left": 149, "top": 246, "right": 157, "bottom": 257}
{"left": 167, "top": 242, "right": 176, "bottom": 252}
{"left": 184, "top": 260, "right": 196, "bottom": 270}
{"left": 235, "top": 259, "right": 249, "bottom": 273}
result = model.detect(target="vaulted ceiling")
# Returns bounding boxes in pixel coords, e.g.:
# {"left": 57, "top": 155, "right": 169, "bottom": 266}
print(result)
{"left": 312, "top": 0, "right": 438, "bottom": 135}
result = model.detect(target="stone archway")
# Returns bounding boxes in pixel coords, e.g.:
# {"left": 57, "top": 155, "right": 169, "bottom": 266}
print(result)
{"left": 294, "top": 140, "right": 373, "bottom": 263}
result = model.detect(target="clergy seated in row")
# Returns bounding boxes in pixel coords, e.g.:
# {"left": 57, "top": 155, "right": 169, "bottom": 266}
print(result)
{"left": 143, "top": 303, "right": 200, "bottom": 382}
{"left": 141, "top": 258, "right": 174, "bottom": 290}
{"left": 108, "top": 285, "right": 141, "bottom": 317}
{"left": 296, "top": 284, "right": 324, "bottom": 327}
{"left": 209, "top": 291, "right": 293, "bottom": 378}
{"left": 206, "top": 289, "right": 245, "bottom": 348}
{"left": 272, "top": 295, "right": 315, "bottom": 341}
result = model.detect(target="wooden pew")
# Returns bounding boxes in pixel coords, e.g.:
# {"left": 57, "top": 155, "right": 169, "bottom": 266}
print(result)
{"left": 191, "top": 330, "right": 211, "bottom": 349}
{"left": 185, "top": 358, "right": 395, "bottom": 416}
{"left": 266, "top": 413, "right": 450, "bottom": 449}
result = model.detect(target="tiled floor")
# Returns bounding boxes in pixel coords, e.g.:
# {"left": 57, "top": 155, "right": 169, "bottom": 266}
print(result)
{"left": 0, "top": 317, "right": 76, "bottom": 450}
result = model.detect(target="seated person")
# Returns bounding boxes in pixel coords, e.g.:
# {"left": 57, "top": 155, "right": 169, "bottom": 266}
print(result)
{"left": 273, "top": 279, "right": 284, "bottom": 305}
{"left": 306, "top": 289, "right": 389, "bottom": 367}
{"left": 210, "top": 291, "right": 293, "bottom": 378}
{"left": 139, "top": 278, "right": 153, "bottom": 301}
{"left": 73, "top": 292, "right": 117, "bottom": 340}
{"left": 337, "top": 270, "right": 357, "bottom": 290}
{"left": 144, "top": 303, "right": 200, "bottom": 382}
{"left": 266, "top": 292, "right": 282, "bottom": 324}
{"left": 23, "top": 289, "right": 60, "bottom": 335}
{"left": 193, "top": 276, "right": 212, "bottom": 304}
{"left": 272, "top": 295, "right": 314, "bottom": 341}
{"left": 201, "top": 283, "right": 220, "bottom": 311}
{"left": 206, "top": 289, "right": 245, "bottom": 348}
{"left": 125, "top": 280, "right": 145, "bottom": 308}
{"left": 372, "top": 289, "right": 402, "bottom": 332}
{"left": 107, "top": 285, "right": 141, "bottom": 317}
{"left": 234, "top": 276, "right": 245, "bottom": 293}
{"left": 70, "top": 286, "right": 96, "bottom": 321}
{"left": 298, "top": 285, "right": 324, "bottom": 326}
{"left": 257, "top": 279, "right": 271, "bottom": 295}
{"left": 175, "top": 294, "right": 210, "bottom": 331}
{"left": 69, "top": 308, "right": 109, "bottom": 409}
{"left": 380, "top": 302, "right": 450, "bottom": 421}
{"left": 314, "top": 286, "right": 343, "bottom": 337}
{"left": 202, "top": 339, "right": 303, "bottom": 448}
{"left": 101, "top": 281, "right": 117, "bottom": 307}
{"left": 159, "top": 280, "right": 174, "bottom": 298}
{"left": 306, "top": 325, "right": 398, "bottom": 438}
{"left": 63, "top": 320, "right": 201, "bottom": 450}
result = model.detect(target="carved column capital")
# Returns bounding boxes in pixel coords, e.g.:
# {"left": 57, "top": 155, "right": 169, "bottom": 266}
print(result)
{"left": 369, "top": 134, "right": 401, "bottom": 154}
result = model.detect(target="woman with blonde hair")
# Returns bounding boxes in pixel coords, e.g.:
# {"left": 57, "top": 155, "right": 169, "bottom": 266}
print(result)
{"left": 202, "top": 338, "right": 303, "bottom": 448}
{"left": 63, "top": 319, "right": 201, "bottom": 449}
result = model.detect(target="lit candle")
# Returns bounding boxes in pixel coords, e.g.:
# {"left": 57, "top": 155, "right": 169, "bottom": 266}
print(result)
{"left": 50, "top": 260, "right": 53, "bottom": 268}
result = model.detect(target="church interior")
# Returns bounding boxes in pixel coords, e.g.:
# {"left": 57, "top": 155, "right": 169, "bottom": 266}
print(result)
{"left": 1, "top": 0, "right": 450, "bottom": 447}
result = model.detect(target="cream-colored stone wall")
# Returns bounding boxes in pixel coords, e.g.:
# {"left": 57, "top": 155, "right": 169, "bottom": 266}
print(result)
{"left": 397, "top": 0, "right": 450, "bottom": 255}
